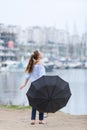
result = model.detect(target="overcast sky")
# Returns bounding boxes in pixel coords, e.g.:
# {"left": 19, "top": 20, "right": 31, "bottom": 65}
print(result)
{"left": 0, "top": 0, "right": 86, "bottom": 35}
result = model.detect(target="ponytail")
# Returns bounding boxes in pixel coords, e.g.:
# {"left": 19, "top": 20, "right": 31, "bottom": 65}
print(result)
{"left": 25, "top": 54, "right": 34, "bottom": 73}
{"left": 25, "top": 50, "right": 40, "bottom": 73}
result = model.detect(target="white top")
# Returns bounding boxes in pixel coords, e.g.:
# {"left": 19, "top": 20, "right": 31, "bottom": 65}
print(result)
{"left": 25, "top": 64, "right": 46, "bottom": 82}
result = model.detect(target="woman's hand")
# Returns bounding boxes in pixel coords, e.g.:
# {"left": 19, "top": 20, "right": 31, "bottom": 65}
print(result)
{"left": 19, "top": 85, "right": 25, "bottom": 90}
{"left": 19, "top": 79, "right": 28, "bottom": 90}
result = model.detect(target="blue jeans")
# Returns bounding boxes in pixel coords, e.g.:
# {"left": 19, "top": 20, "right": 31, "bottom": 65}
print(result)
{"left": 31, "top": 107, "right": 44, "bottom": 120}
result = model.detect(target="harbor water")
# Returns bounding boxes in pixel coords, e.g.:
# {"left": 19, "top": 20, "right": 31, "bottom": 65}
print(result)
{"left": 0, "top": 69, "right": 87, "bottom": 115}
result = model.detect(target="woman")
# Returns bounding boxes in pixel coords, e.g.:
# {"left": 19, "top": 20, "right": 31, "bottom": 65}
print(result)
{"left": 20, "top": 50, "right": 46, "bottom": 125}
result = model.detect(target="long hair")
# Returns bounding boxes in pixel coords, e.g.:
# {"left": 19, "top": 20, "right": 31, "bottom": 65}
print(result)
{"left": 25, "top": 50, "right": 40, "bottom": 73}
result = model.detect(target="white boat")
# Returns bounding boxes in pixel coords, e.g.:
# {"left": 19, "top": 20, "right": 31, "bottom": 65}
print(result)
{"left": 42, "top": 57, "right": 54, "bottom": 72}
{"left": 54, "top": 61, "right": 64, "bottom": 69}
{"left": 0, "top": 60, "right": 25, "bottom": 72}
{"left": 68, "top": 61, "right": 82, "bottom": 69}
{"left": 44, "top": 62, "right": 54, "bottom": 72}
{"left": 63, "top": 61, "right": 82, "bottom": 69}
{"left": 84, "top": 61, "right": 87, "bottom": 69}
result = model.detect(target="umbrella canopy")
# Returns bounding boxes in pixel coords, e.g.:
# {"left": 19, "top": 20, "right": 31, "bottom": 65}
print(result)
{"left": 26, "top": 75, "right": 71, "bottom": 113}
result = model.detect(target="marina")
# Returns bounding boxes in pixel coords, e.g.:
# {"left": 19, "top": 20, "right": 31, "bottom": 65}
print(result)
{"left": 0, "top": 23, "right": 87, "bottom": 115}
{"left": 0, "top": 57, "right": 87, "bottom": 73}
{"left": 0, "top": 24, "right": 87, "bottom": 70}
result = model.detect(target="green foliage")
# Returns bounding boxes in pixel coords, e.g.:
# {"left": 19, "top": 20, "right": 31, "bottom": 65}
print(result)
{"left": 0, "top": 105, "right": 31, "bottom": 110}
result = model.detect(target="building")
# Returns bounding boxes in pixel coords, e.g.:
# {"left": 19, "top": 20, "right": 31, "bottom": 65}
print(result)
{"left": 0, "top": 24, "right": 19, "bottom": 61}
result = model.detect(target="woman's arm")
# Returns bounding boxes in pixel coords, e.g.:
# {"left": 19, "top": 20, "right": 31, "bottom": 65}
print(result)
{"left": 20, "top": 79, "right": 29, "bottom": 90}
{"left": 20, "top": 73, "right": 31, "bottom": 90}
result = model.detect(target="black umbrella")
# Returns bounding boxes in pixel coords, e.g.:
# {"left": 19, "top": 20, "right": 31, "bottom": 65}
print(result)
{"left": 26, "top": 75, "right": 71, "bottom": 113}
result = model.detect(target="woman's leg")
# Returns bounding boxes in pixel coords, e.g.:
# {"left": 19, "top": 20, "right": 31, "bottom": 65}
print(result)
{"left": 39, "top": 112, "right": 47, "bottom": 124}
{"left": 31, "top": 107, "right": 36, "bottom": 124}
{"left": 39, "top": 112, "right": 44, "bottom": 121}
